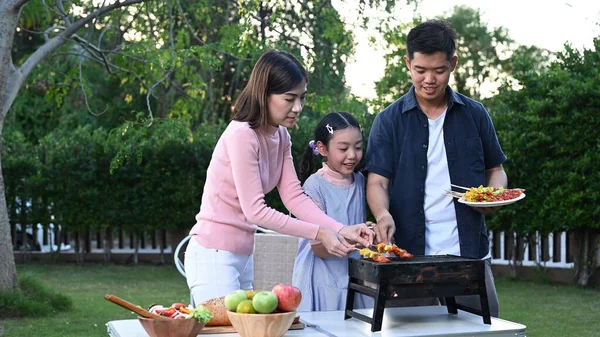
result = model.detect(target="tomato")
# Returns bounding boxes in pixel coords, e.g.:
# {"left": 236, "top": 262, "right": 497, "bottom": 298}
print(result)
{"left": 160, "top": 308, "right": 177, "bottom": 317}
{"left": 171, "top": 303, "right": 187, "bottom": 310}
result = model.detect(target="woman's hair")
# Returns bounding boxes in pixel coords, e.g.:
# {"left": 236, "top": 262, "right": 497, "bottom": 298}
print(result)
{"left": 299, "top": 112, "right": 362, "bottom": 184}
{"left": 232, "top": 50, "right": 308, "bottom": 129}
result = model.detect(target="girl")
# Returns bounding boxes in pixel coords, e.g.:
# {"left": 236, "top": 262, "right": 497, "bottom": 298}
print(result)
{"left": 184, "top": 51, "right": 373, "bottom": 305}
{"left": 292, "top": 112, "right": 374, "bottom": 311}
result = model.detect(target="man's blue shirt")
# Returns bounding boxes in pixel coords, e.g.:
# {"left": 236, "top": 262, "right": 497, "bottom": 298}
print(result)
{"left": 365, "top": 86, "right": 506, "bottom": 259}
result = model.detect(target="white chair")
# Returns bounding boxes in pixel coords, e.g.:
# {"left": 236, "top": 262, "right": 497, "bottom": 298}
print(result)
{"left": 174, "top": 235, "right": 194, "bottom": 307}
{"left": 253, "top": 233, "right": 299, "bottom": 291}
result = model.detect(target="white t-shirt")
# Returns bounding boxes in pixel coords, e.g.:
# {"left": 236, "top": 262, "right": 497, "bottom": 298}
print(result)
{"left": 423, "top": 111, "right": 461, "bottom": 256}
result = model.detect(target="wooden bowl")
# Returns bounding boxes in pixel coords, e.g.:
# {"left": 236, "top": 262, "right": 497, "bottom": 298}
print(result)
{"left": 227, "top": 311, "right": 296, "bottom": 337}
{"left": 137, "top": 317, "right": 205, "bottom": 337}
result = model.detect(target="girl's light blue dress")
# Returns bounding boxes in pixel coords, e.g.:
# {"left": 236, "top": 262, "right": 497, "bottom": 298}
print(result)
{"left": 292, "top": 167, "right": 374, "bottom": 312}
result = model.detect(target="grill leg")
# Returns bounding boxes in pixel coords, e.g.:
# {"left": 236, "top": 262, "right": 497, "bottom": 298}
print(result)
{"left": 371, "top": 285, "right": 387, "bottom": 332}
{"left": 445, "top": 297, "right": 458, "bottom": 314}
{"left": 479, "top": 283, "right": 491, "bottom": 324}
{"left": 344, "top": 282, "right": 356, "bottom": 320}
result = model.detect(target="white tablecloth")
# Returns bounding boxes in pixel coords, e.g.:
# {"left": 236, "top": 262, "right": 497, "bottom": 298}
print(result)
{"left": 106, "top": 306, "right": 526, "bottom": 337}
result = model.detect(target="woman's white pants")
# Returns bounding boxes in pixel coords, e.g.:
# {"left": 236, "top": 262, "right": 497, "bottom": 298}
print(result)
{"left": 184, "top": 237, "right": 254, "bottom": 305}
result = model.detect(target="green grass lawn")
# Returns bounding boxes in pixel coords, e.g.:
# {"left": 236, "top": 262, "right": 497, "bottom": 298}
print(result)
{"left": 2, "top": 263, "right": 599, "bottom": 337}
{"left": 494, "top": 277, "right": 600, "bottom": 336}
{"left": 3, "top": 263, "right": 190, "bottom": 337}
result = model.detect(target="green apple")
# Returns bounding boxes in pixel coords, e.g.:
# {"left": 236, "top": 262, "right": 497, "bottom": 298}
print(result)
{"left": 251, "top": 290, "right": 278, "bottom": 314}
{"left": 224, "top": 290, "right": 248, "bottom": 311}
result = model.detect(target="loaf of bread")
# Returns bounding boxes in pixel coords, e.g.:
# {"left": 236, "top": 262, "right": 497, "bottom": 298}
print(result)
{"left": 200, "top": 296, "right": 231, "bottom": 326}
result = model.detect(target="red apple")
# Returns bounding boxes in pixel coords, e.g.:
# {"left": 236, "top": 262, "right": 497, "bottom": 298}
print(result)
{"left": 271, "top": 283, "right": 302, "bottom": 312}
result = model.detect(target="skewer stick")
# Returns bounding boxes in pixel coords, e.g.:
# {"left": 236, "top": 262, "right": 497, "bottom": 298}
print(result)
{"left": 450, "top": 184, "right": 471, "bottom": 191}
{"left": 443, "top": 192, "right": 463, "bottom": 199}
{"left": 293, "top": 122, "right": 299, "bottom": 130}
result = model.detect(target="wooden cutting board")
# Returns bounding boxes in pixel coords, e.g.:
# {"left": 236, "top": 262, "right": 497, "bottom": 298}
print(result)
{"left": 198, "top": 322, "right": 305, "bottom": 334}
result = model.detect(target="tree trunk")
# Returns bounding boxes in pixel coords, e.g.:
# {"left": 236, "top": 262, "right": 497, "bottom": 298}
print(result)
{"left": 0, "top": 134, "right": 18, "bottom": 291}
{"left": 133, "top": 232, "right": 139, "bottom": 265}
{"left": 509, "top": 232, "right": 519, "bottom": 278}
{"left": 572, "top": 228, "right": 599, "bottom": 287}
{"left": 0, "top": 0, "right": 148, "bottom": 291}
{"left": 0, "top": 0, "right": 20, "bottom": 292}
{"left": 104, "top": 225, "right": 112, "bottom": 263}
{"left": 52, "top": 225, "right": 64, "bottom": 262}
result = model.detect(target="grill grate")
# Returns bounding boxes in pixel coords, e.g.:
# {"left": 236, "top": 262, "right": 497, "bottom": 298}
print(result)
{"left": 359, "top": 254, "right": 473, "bottom": 264}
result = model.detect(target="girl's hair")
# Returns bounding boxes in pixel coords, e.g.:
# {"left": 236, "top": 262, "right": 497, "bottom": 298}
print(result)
{"left": 233, "top": 50, "right": 308, "bottom": 129}
{"left": 299, "top": 112, "right": 362, "bottom": 184}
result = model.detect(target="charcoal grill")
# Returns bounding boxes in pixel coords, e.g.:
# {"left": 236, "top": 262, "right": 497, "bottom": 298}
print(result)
{"left": 344, "top": 255, "right": 491, "bottom": 332}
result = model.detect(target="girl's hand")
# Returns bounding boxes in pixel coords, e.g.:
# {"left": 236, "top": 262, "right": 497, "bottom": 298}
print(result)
{"left": 338, "top": 224, "right": 374, "bottom": 248}
{"left": 315, "top": 228, "right": 356, "bottom": 257}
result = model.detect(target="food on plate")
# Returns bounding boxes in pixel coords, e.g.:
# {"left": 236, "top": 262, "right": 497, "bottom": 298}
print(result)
{"left": 148, "top": 302, "right": 213, "bottom": 323}
{"left": 201, "top": 296, "right": 232, "bottom": 326}
{"left": 462, "top": 185, "right": 524, "bottom": 203}
{"left": 272, "top": 283, "right": 302, "bottom": 312}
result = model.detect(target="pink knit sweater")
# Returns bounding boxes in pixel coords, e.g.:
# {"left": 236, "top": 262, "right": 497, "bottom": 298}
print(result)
{"left": 190, "top": 121, "right": 344, "bottom": 255}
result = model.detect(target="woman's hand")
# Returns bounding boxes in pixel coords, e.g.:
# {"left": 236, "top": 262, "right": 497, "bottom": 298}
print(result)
{"left": 338, "top": 223, "right": 374, "bottom": 248}
{"left": 315, "top": 228, "right": 357, "bottom": 257}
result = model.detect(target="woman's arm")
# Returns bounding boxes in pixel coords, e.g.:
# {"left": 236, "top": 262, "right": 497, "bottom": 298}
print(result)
{"left": 276, "top": 133, "right": 373, "bottom": 248}
{"left": 300, "top": 178, "right": 339, "bottom": 259}
{"left": 276, "top": 134, "right": 345, "bottom": 232}
{"left": 227, "top": 127, "right": 321, "bottom": 239}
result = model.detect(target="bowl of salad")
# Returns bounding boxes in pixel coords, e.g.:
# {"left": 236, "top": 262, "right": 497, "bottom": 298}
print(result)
{"left": 138, "top": 303, "right": 213, "bottom": 337}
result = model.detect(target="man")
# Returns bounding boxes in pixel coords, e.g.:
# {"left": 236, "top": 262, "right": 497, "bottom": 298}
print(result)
{"left": 365, "top": 20, "right": 506, "bottom": 317}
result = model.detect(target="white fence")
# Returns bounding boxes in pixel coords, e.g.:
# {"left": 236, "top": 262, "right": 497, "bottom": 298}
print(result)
{"left": 490, "top": 231, "right": 574, "bottom": 269}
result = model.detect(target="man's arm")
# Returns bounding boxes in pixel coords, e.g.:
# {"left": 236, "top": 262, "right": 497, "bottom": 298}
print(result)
{"left": 367, "top": 172, "right": 396, "bottom": 244}
{"left": 486, "top": 165, "right": 508, "bottom": 188}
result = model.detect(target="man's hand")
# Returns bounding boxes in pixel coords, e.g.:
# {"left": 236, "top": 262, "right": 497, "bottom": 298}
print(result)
{"left": 473, "top": 206, "right": 502, "bottom": 215}
{"left": 372, "top": 214, "right": 396, "bottom": 244}
{"left": 366, "top": 172, "right": 395, "bottom": 244}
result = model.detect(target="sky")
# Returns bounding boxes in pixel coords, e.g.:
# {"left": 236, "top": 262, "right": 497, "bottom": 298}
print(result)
{"left": 334, "top": 0, "right": 600, "bottom": 98}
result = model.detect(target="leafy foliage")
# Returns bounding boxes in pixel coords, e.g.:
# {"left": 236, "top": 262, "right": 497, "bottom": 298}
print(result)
{"left": 4, "top": 1, "right": 597, "bottom": 278}
{"left": 488, "top": 39, "right": 600, "bottom": 234}
{"left": 371, "top": 5, "right": 546, "bottom": 110}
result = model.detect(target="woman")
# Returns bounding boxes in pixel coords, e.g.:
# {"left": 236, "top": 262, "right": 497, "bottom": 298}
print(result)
{"left": 185, "top": 50, "right": 373, "bottom": 305}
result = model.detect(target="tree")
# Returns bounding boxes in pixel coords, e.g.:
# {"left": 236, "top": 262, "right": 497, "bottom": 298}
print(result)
{"left": 442, "top": 6, "right": 513, "bottom": 99}
{"left": 0, "top": 0, "right": 147, "bottom": 291}
{"left": 489, "top": 40, "right": 600, "bottom": 286}
{"left": 1, "top": 0, "right": 407, "bottom": 290}
{"left": 371, "top": 5, "right": 519, "bottom": 109}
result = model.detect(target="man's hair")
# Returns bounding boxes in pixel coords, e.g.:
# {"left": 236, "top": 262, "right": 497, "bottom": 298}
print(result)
{"left": 407, "top": 20, "right": 457, "bottom": 61}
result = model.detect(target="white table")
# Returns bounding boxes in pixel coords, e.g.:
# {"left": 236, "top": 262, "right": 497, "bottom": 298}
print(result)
{"left": 106, "top": 319, "right": 326, "bottom": 337}
{"left": 300, "top": 306, "right": 526, "bottom": 337}
{"left": 106, "top": 306, "right": 526, "bottom": 337}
